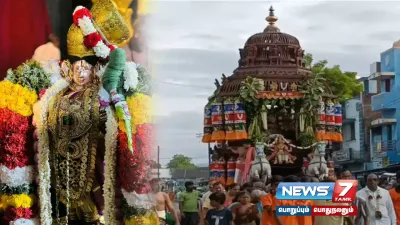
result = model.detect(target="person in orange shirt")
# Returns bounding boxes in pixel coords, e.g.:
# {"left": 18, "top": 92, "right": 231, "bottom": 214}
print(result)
{"left": 389, "top": 171, "right": 400, "bottom": 225}
{"left": 277, "top": 175, "right": 300, "bottom": 225}
{"left": 261, "top": 175, "right": 283, "bottom": 225}
{"left": 297, "top": 176, "right": 313, "bottom": 225}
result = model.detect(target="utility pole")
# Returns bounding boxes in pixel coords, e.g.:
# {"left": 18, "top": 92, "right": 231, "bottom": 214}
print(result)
{"left": 157, "top": 146, "right": 160, "bottom": 179}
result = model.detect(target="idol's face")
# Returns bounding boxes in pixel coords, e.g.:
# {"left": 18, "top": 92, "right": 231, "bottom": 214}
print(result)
{"left": 72, "top": 60, "right": 93, "bottom": 86}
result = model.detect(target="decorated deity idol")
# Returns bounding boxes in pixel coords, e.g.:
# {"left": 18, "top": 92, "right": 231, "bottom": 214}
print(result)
{"left": 268, "top": 136, "right": 296, "bottom": 164}
{"left": 0, "top": 1, "right": 154, "bottom": 225}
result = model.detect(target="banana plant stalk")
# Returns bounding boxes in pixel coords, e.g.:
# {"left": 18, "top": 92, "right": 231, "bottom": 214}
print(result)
{"left": 299, "top": 108, "right": 305, "bottom": 132}
{"left": 261, "top": 103, "right": 268, "bottom": 131}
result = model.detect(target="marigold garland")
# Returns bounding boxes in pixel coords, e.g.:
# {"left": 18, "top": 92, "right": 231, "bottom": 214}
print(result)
{"left": 0, "top": 194, "right": 36, "bottom": 210}
{"left": 118, "top": 93, "right": 152, "bottom": 133}
{"left": 0, "top": 81, "right": 38, "bottom": 116}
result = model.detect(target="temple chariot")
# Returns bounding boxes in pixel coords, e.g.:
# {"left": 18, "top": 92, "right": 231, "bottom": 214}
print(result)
{"left": 202, "top": 7, "right": 343, "bottom": 185}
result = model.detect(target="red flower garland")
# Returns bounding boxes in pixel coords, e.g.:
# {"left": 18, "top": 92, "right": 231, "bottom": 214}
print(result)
{"left": 118, "top": 124, "right": 154, "bottom": 194}
{"left": 4, "top": 207, "right": 33, "bottom": 221}
{"left": 72, "top": 6, "right": 116, "bottom": 59}
{"left": 84, "top": 33, "right": 102, "bottom": 48}
{"left": 2, "top": 154, "right": 30, "bottom": 169}
{"left": 39, "top": 89, "right": 47, "bottom": 99}
{"left": 107, "top": 44, "right": 116, "bottom": 52}
{"left": 0, "top": 108, "right": 30, "bottom": 169}
{"left": 73, "top": 8, "right": 91, "bottom": 26}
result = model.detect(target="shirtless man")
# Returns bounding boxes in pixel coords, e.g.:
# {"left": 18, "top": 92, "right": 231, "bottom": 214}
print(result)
{"left": 151, "top": 179, "right": 180, "bottom": 225}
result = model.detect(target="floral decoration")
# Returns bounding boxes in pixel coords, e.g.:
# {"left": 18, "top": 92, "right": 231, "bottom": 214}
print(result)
{"left": 0, "top": 81, "right": 38, "bottom": 117}
{"left": 9, "top": 218, "right": 39, "bottom": 225}
{"left": 36, "top": 78, "right": 70, "bottom": 225}
{"left": 4, "top": 207, "right": 33, "bottom": 221}
{"left": 6, "top": 60, "right": 51, "bottom": 94}
{"left": 72, "top": 6, "right": 117, "bottom": 59}
{"left": 118, "top": 93, "right": 152, "bottom": 133}
{"left": 0, "top": 194, "right": 36, "bottom": 210}
{"left": 365, "top": 189, "right": 383, "bottom": 220}
{"left": 102, "top": 107, "right": 118, "bottom": 224}
{"left": 123, "top": 62, "right": 139, "bottom": 92}
{"left": 375, "top": 210, "right": 382, "bottom": 219}
{"left": 0, "top": 165, "right": 34, "bottom": 187}
{"left": 118, "top": 124, "right": 153, "bottom": 194}
{"left": 0, "top": 184, "right": 36, "bottom": 195}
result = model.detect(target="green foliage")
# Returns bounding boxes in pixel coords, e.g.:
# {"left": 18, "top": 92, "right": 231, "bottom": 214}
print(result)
{"left": 299, "top": 132, "right": 316, "bottom": 147}
{"left": 239, "top": 77, "right": 264, "bottom": 104}
{"left": 303, "top": 53, "right": 313, "bottom": 69}
{"left": 121, "top": 198, "right": 149, "bottom": 218}
{"left": 239, "top": 77, "right": 266, "bottom": 142}
{"left": 308, "top": 54, "right": 363, "bottom": 102}
{"left": 300, "top": 71, "right": 325, "bottom": 127}
{"left": 124, "top": 64, "right": 152, "bottom": 97}
{"left": 136, "top": 65, "right": 152, "bottom": 95}
{"left": 6, "top": 60, "right": 51, "bottom": 94}
{"left": 166, "top": 154, "right": 198, "bottom": 169}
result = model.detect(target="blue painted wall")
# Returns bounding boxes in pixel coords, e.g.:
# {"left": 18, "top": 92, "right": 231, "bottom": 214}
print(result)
{"left": 370, "top": 47, "right": 400, "bottom": 166}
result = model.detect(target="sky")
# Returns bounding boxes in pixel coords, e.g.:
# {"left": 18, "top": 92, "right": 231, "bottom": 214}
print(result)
{"left": 147, "top": 0, "right": 400, "bottom": 166}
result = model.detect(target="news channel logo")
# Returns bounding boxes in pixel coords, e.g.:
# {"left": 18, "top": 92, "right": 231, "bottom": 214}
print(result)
{"left": 275, "top": 181, "right": 357, "bottom": 202}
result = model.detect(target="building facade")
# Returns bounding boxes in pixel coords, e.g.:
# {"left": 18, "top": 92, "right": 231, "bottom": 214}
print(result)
{"left": 333, "top": 98, "right": 365, "bottom": 171}
{"left": 369, "top": 42, "right": 400, "bottom": 168}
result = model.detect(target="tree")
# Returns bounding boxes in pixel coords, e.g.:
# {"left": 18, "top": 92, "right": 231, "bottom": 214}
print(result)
{"left": 166, "top": 154, "right": 198, "bottom": 169}
{"left": 306, "top": 54, "right": 363, "bottom": 102}
{"left": 303, "top": 53, "right": 313, "bottom": 69}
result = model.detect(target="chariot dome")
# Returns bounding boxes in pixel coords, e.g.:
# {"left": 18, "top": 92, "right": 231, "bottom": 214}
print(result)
{"left": 219, "top": 6, "right": 311, "bottom": 97}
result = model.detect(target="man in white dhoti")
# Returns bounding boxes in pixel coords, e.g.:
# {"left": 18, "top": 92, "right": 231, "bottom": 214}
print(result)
{"left": 357, "top": 173, "right": 396, "bottom": 225}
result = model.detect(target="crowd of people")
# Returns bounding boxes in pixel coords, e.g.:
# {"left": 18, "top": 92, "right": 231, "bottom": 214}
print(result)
{"left": 151, "top": 169, "right": 400, "bottom": 225}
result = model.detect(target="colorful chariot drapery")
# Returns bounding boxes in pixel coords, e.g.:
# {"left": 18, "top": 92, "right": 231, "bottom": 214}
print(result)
{"left": 226, "top": 158, "right": 236, "bottom": 186}
{"left": 202, "top": 98, "right": 248, "bottom": 143}
{"left": 316, "top": 99, "right": 343, "bottom": 142}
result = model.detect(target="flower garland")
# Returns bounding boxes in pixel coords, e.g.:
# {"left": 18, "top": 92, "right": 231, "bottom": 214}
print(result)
{"left": 4, "top": 207, "right": 33, "bottom": 221}
{"left": 0, "top": 64, "right": 49, "bottom": 225}
{"left": 118, "top": 93, "right": 152, "bottom": 133}
{"left": 9, "top": 218, "right": 39, "bottom": 225}
{"left": 0, "top": 184, "right": 36, "bottom": 195}
{"left": 123, "top": 62, "right": 139, "bottom": 92}
{"left": 0, "top": 81, "right": 38, "bottom": 117}
{"left": 36, "top": 79, "right": 70, "bottom": 225}
{"left": 102, "top": 106, "right": 118, "bottom": 224}
{"left": 5, "top": 60, "right": 51, "bottom": 94}
{"left": 121, "top": 189, "right": 154, "bottom": 210}
{"left": 0, "top": 194, "right": 36, "bottom": 210}
{"left": 0, "top": 165, "right": 34, "bottom": 187}
{"left": 366, "top": 188, "right": 383, "bottom": 219}
{"left": 73, "top": 6, "right": 116, "bottom": 59}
